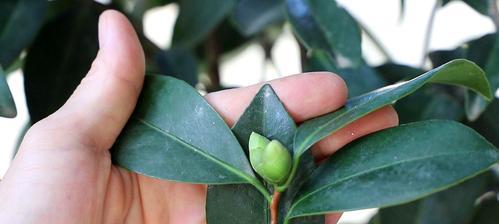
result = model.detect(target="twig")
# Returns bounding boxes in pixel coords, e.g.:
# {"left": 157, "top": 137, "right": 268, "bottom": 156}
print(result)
{"left": 356, "top": 19, "right": 394, "bottom": 61}
{"left": 270, "top": 191, "right": 281, "bottom": 224}
{"left": 420, "top": 0, "right": 440, "bottom": 67}
{"left": 205, "top": 29, "right": 221, "bottom": 92}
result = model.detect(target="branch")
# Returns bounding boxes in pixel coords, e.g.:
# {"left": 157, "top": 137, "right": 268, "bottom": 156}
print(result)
{"left": 270, "top": 191, "right": 281, "bottom": 224}
{"left": 356, "top": 19, "right": 394, "bottom": 62}
{"left": 205, "top": 29, "right": 221, "bottom": 92}
{"left": 420, "top": 0, "right": 440, "bottom": 67}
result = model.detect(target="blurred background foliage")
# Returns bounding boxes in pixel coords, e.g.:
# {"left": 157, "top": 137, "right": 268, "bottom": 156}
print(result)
{"left": 0, "top": 0, "right": 498, "bottom": 223}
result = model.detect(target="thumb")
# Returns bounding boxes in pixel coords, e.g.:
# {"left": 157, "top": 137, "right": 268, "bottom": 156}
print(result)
{"left": 33, "top": 10, "right": 145, "bottom": 151}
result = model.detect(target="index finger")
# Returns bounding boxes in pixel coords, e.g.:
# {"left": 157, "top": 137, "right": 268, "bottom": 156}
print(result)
{"left": 205, "top": 72, "right": 348, "bottom": 126}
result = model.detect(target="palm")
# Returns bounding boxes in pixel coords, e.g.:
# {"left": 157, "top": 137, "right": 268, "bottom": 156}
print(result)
{"left": 108, "top": 166, "right": 206, "bottom": 223}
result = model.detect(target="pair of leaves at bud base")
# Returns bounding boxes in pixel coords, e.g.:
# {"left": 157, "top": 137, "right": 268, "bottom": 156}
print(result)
{"left": 112, "top": 59, "right": 499, "bottom": 224}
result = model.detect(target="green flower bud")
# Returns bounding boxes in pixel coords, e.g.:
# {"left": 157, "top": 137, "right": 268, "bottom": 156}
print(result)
{"left": 249, "top": 132, "right": 292, "bottom": 185}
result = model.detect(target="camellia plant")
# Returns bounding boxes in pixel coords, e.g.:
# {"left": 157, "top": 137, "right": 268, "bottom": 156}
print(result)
{"left": 1, "top": 1, "right": 499, "bottom": 223}
{"left": 112, "top": 59, "right": 498, "bottom": 224}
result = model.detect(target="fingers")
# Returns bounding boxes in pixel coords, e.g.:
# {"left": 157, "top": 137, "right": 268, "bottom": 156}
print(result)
{"left": 312, "top": 106, "right": 399, "bottom": 161}
{"left": 325, "top": 213, "right": 342, "bottom": 224}
{"left": 206, "top": 74, "right": 398, "bottom": 162}
{"left": 33, "top": 10, "right": 145, "bottom": 151}
{"left": 205, "top": 72, "right": 348, "bottom": 126}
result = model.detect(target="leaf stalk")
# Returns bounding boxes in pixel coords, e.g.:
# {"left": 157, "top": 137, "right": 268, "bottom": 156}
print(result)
{"left": 270, "top": 190, "right": 281, "bottom": 224}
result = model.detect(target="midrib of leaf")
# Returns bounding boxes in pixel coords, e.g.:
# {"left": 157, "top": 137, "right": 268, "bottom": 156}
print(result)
{"left": 287, "top": 150, "right": 493, "bottom": 218}
{"left": 134, "top": 117, "right": 272, "bottom": 201}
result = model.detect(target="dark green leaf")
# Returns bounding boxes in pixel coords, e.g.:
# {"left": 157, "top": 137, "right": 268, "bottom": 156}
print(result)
{"left": 428, "top": 33, "right": 498, "bottom": 121}
{"left": 207, "top": 84, "right": 296, "bottom": 223}
{"left": 206, "top": 85, "right": 323, "bottom": 223}
{"left": 231, "top": 0, "right": 284, "bottom": 36}
{"left": 232, "top": 84, "right": 296, "bottom": 152}
{"left": 294, "top": 59, "right": 492, "bottom": 158}
{"left": 465, "top": 35, "right": 499, "bottom": 120}
{"left": 287, "top": 120, "right": 499, "bottom": 220}
{"left": 206, "top": 184, "right": 269, "bottom": 224}
{"left": 470, "top": 100, "right": 499, "bottom": 147}
{"left": 113, "top": 75, "right": 257, "bottom": 185}
{"left": 0, "top": 67, "right": 16, "bottom": 118}
{"left": 23, "top": 2, "right": 103, "bottom": 123}
{"left": 395, "top": 85, "right": 464, "bottom": 123}
{"left": 374, "top": 173, "right": 490, "bottom": 224}
{"left": 376, "top": 63, "right": 463, "bottom": 123}
{"left": 154, "top": 48, "right": 198, "bottom": 86}
{"left": 286, "top": 0, "right": 361, "bottom": 67}
{"left": 0, "top": 0, "right": 47, "bottom": 67}
{"left": 304, "top": 50, "right": 385, "bottom": 97}
{"left": 172, "top": 0, "right": 236, "bottom": 48}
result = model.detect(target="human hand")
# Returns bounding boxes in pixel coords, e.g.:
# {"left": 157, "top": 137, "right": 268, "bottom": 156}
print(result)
{"left": 0, "top": 10, "right": 398, "bottom": 224}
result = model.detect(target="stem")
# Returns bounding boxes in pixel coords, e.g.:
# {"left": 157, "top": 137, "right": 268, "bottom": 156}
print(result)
{"left": 356, "top": 19, "right": 393, "bottom": 61}
{"left": 249, "top": 178, "right": 272, "bottom": 202}
{"left": 270, "top": 191, "right": 281, "bottom": 224}
{"left": 205, "top": 29, "right": 221, "bottom": 92}
{"left": 420, "top": 0, "right": 440, "bottom": 67}
{"left": 298, "top": 41, "right": 308, "bottom": 72}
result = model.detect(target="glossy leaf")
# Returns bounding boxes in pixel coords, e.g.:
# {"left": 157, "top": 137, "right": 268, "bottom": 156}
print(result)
{"left": 232, "top": 84, "right": 296, "bottom": 153}
{"left": 113, "top": 75, "right": 257, "bottom": 185}
{"left": 206, "top": 184, "right": 269, "bottom": 224}
{"left": 0, "top": 0, "right": 47, "bottom": 67}
{"left": 375, "top": 63, "right": 464, "bottom": 123}
{"left": 294, "top": 59, "right": 492, "bottom": 157}
{"left": 0, "top": 67, "right": 16, "bottom": 118}
{"left": 206, "top": 84, "right": 323, "bottom": 224}
{"left": 429, "top": 33, "right": 498, "bottom": 121}
{"left": 287, "top": 120, "right": 499, "bottom": 220}
{"left": 373, "top": 173, "right": 490, "bottom": 224}
{"left": 207, "top": 85, "right": 294, "bottom": 223}
{"left": 23, "top": 2, "right": 103, "bottom": 123}
{"left": 470, "top": 100, "right": 499, "bottom": 147}
{"left": 231, "top": 0, "right": 284, "bottom": 36}
{"left": 286, "top": 0, "right": 361, "bottom": 67}
{"left": 172, "top": 0, "right": 236, "bottom": 48}
{"left": 395, "top": 86, "right": 464, "bottom": 123}
{"left": 465, "top": 35, "right": 499, "bottom": 120}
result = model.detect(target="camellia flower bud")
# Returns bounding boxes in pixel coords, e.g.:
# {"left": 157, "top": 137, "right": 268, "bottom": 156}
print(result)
{"left": 249, "top": 132, "right": 292, "bottom": 185}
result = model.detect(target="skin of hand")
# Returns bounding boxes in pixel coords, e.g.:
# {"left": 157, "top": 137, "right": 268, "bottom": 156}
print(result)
{"left": 0, "top": 10, "right": 398, "bottom": 224}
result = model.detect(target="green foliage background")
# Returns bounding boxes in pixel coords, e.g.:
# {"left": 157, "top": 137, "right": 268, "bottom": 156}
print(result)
{"left": 0, "top": 0, "right": 498, "bottom": 223}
